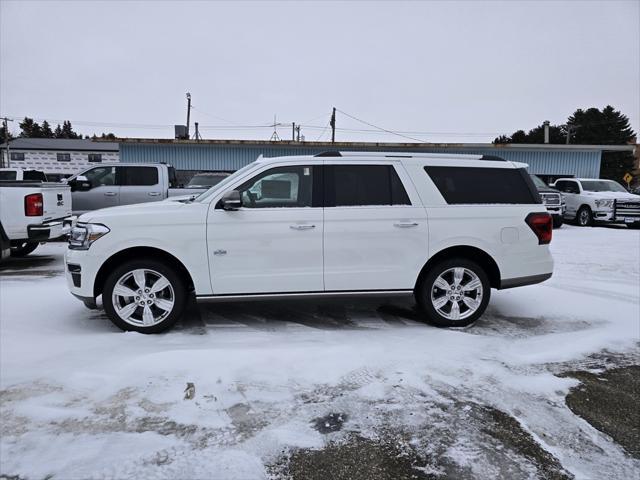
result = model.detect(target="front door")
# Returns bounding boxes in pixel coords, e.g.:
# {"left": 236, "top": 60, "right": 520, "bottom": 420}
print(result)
{"left": 207, "top": 164, "right": 323, "bottom": 294}
{"left": 71, "top": 166, "right": 119, "bottom": 214}
{"left": 323, "top": 163, "right": 429, "bottom": 291}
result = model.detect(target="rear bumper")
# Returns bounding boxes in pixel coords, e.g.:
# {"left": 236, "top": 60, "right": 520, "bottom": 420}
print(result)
{"left": 27, "top": 216, "right": 74, "bottom": 242}
{"left": 499, "top": 272, "right": 552, "bottom": 289}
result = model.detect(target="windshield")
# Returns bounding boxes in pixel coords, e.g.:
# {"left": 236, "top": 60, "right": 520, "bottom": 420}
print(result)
{"left": 195, "top": 162, "right": 258, "bottom": 202}
{"left": 530, "top": 175, "right": 548, "bottom": 189}
{"left": 187, "top": 174, "right": 228, "bottom": 188}
{"left": 580, "top": 180, "right": 627, "bottom": 193}
{"left": 0, "top": 171, "right": 17, "bottom": 180}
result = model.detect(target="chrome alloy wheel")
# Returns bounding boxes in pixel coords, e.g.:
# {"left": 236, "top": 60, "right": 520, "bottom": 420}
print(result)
{"left": 111, "top": 268, "right": 175, "bottom": 327}
{"left": 430, "top": 267, "right": 483, "bottom": 321}
{"left": 578, "top": 209, "right": 590, "bottom": 226}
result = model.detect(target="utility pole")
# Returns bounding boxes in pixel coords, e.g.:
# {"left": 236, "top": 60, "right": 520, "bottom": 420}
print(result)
{"left": 1, "top": 117, "right": 13, "bottom": 168}
{"left": 296, "top": 125, "right": 301, "bottom": 142}
{"left": 186, "top": 92, "right": 192, "bottom": 138}
{"left": 292, "top": 122, "right": 296, "bottom": 141}
{"left": 269, "top": 115, "right": 280, "bottom": 141}
{"left": 330, "top": 107, "right": 336, "bottom": 143}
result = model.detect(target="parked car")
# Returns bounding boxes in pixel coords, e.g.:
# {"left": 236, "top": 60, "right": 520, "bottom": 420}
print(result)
{"left": 185, "top": 172, "right": 231, "bottom": 189}
{"left": 0, "top": 168, "right": 47, "bottom": 182}
{"left": 0, "top": 180, "right": 72, "bottom": 258}
{"left": 65, "top": 151, "right": 553, "bottom": 333}
{"left": 530, "top": 175, "right": 565, "bottom": 228}
{"left": 552, "top": 178, "right": 640, "bottom": 228}
{"left": 65, "top": 163, "right": 209, "bottom": 215}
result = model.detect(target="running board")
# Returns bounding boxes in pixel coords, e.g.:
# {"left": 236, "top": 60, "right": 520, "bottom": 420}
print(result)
{"left": 196, "top": 290, "right": 413, "bottom": 303}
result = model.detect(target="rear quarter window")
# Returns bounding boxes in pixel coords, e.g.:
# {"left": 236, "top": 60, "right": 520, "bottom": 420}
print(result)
{"left": 424, "top": 166, "right": 540, "bottom": 204}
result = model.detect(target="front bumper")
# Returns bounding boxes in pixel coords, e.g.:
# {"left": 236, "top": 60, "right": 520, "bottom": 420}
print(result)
{"left": 64, "top": 247, "right": 102, "bottom": 300}
{"left": 27, "top": 216, "right": 74, "bottom": 242}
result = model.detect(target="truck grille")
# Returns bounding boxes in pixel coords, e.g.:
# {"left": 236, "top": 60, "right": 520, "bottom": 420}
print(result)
{"left": 614, "top": 200, "right": 640, "bottom": 219}
{"left": 540, "top": 193, "right": 561, "bottom": 206}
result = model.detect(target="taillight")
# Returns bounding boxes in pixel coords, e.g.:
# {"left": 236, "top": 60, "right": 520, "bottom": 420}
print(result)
{"left": 525, "top": 212, "right": 552, "bottom": 245}
{"left": 24, "top": 193, "right": 43, "bottom": 217}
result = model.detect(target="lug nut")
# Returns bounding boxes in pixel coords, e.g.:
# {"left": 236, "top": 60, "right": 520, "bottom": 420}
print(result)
{"left": 139, "top": 301, "right": 144, "bottom": 306}
{"left": 135, "top": 296, "right": 140, "bottom": 300}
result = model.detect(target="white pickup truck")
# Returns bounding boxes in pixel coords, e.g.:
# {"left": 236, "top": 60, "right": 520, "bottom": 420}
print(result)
{"left": 65, "top": 163, "right": 208, "bottom": 215}
{"left": 0, "top": 181, "right": 73, "bottom": 258}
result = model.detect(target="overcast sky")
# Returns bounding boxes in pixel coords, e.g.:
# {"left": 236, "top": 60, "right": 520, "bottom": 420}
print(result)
{"left": 1, "top": 0, "right": 638, "bottom": 143}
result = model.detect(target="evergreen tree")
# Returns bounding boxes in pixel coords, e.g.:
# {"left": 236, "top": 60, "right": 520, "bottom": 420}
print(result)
{"left": 54, "top": 124, "right": 63, "bottom": 138}
{"left": 493, "top": 106, "right": 636, "bottom": 182}
{"left": 0, "top": 124, "right": 14, "bottom": 142}
{"left": 41, "top": 120, "right": 54, "bottom": 138}
{"left": 19, "top": 117, "right": 43, "bottom": 137}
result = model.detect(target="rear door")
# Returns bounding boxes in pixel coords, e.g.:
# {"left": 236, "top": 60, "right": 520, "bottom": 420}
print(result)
{"left": 323, "top": 162, "right": 428, "bottom": 291}
{"left": 117, "top": 166, "right": 163, "bottom": 206}
{"left": 71, "top": 166, "right": 119, "bottom": 214}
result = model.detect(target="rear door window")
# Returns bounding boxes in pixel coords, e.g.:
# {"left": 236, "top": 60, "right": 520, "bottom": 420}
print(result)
{"left": 325, "top": 165, "right": 411, "bottom": 207}
{"left": 119, "top": 167, "right": 159, "bottom": 186}
{"left": 424, "top": 166, "right": 540, "bottom": 204}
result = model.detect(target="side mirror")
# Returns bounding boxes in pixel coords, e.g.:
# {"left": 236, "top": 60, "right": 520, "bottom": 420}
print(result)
{"left": 70, "top": 175, "right": 92, "bottom": 192}
{"left": 220, "top": 190, "right": 241, "bottom": 210}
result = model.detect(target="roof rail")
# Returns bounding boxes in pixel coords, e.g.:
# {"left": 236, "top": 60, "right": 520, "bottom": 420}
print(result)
{"left": 479, "top": 155, "right": 506, "bottom": 161}
{"left": 314, "top": 151, "right": 342, "bottom": 157}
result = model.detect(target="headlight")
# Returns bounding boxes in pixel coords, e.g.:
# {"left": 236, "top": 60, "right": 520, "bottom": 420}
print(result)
{"left": 594, "top": 199, "right": 614, "bottom": 209}
{"left": 69, "top": 223, "right": 110, "bottom": 250}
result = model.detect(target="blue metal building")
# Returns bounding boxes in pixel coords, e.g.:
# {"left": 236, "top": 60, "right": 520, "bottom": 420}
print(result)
{"left": 119, "top": 139, "right": 634, "bottom": 180}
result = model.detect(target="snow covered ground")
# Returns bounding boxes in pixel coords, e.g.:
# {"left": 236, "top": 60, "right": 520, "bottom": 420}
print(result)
{"left": 1, "top": 226, "right": 639, "bottom": 479}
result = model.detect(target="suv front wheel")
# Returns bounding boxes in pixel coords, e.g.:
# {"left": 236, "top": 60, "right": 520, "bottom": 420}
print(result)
{"left": 103, "top": 259, "right": 187, "bottom": 333}
{"left": 416, "top": 258, "right": 490, "bottom": 327}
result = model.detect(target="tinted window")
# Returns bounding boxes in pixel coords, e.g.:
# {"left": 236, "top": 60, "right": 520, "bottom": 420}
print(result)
{"left": 580, "top": 180, "right": 627, "bottom": 193}
{"left": 556, "top": 181, "right": 579, "bottom": 194}
{"left": 23, "top": 170, "right": 47, "bottom": 181}
{"left": 57, "top": 153, "right": 71, "bottom": 162}
{"left": 325, "top": 165, "right": 411, "bottom": 207}
{"left": 425, "top": 166, "right": 539, "bottom": 204}
{"left": 0, "top": 171, "right": 16, "bottom": 180}
{"left": 119, "top": 167, "right": 159, "bottom": 186}
{"left": 236, "top": 165, "right": 314, "bottom": 208}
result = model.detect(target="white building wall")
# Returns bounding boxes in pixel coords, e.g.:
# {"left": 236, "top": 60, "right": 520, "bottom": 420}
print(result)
{"left": 4, "top": 150, "right": 119, "bottom": 176}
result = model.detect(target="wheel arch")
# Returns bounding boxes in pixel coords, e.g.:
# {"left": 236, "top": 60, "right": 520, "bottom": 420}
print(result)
{"left": 415, "top": 245, "right": 501, "bottom": 290}
{"left": 93, "top": 246, "right": 195, "bottom": 298}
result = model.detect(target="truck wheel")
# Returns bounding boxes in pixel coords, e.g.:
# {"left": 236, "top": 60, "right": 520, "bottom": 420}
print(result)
{"left": 629, "top": 222, "right": 640, "bottom": 230}
{"left": 10, "top": 241, "right": 40, "bottom": 257}
{"left": 576, "top": 206, "right": 593, "bottom": 227}
{"left": 552, "top": 215, "right": 563, "bottom": 229}
{"left": 103, "top": 259, "right": 187, "bottom": 333}
{"left": 415, "top": 258, "right": 490, "bottom": 328}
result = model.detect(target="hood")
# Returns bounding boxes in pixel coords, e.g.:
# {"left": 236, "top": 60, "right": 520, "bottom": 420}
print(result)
{"left": 582, "top": 191, "right": 640, "bottom": 200}
{"left": 536, "top": 186, "right": 560, "bottom": 194}
{"left": 78, "top": 201, "right": 193, "bottom": 224}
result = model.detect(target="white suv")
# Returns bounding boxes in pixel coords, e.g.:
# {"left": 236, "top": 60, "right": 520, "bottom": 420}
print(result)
{"left": 64, "top": 152, "right": 554, "bottom": 333}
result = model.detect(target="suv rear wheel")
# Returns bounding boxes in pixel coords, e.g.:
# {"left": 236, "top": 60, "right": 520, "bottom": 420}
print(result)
{"left": 416, "top": 258, "right": 490, "bottom": 328}
{"left": 103, "top": 259, "right": 187, "bottom": 333}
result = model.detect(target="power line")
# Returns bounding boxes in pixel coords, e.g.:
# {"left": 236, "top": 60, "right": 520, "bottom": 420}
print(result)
{"left": 335, "top": 108, "right": 427, "bottom": 143}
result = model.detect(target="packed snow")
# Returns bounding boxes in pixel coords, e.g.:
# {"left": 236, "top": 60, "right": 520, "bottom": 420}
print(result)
{"left": 1, "top": 225, "right": 639, "bottom": 479}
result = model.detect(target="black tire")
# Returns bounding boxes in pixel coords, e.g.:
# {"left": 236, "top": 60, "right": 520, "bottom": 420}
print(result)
{"left": 103, "top": 258, "right": 187, "bottom": 333}
{"left": 552, "top": 215, "right": 563, "bottom": 229}
{"left": 415, "top": 258, "right": 491, "bottom": 328}
{"left": 10, "top": 241, "right": 40, "bottom": 257}
{"left": 575, "top": 206, "right": 593, "bottom": 227}
{"left": 629, "top": 222, "right": 640, "bottom": 230}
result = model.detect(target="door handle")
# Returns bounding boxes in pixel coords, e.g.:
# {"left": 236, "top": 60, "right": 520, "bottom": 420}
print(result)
{"left": 290, "top": 224, "right": 316, "bottom": 230}
{"left": 393, "top": 222, "right": 419, "bottom": 228}
{"left": 104, "top": 192, "right": 117, "bottom": 197}
{"left": 148, "top": 192, "right": 161, "bottom": 197}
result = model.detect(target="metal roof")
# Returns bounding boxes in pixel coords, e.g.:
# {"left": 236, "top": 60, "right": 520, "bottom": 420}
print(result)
{"left": 114, "top": 137, "right": 635, "bottom": 153}
{"left": 0, "top": 138, "right": 119, "bottom": 151}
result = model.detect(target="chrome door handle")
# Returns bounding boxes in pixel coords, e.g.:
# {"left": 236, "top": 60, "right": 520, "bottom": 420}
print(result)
{"left": 290, "top": 224, "right": 316, "bottom": 230}
{"left": 148, "top": 192, "right": 161, "bottom": 197}
{"left": 104, "top": 192, "right": 117, "bottom": 197}
{"left": 394, "top": 222, "right": 419, "bottom": 228}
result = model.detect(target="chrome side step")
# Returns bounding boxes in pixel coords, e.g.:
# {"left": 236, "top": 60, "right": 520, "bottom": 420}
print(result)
{"left": 196, "top": 290, "right": 413, "bottom": 303}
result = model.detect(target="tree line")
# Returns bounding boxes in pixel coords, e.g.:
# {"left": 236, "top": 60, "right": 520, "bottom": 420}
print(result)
{"left": 0, "top": 117, "right": 116, "bottom": 141}
{"left": 494, "top": 105, "right": 636, "bottom": 182}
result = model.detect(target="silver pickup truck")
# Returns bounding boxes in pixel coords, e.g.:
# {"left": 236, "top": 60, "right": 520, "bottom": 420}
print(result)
{"left": 66, "top": 163, "right": 209, "bottom": 215}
